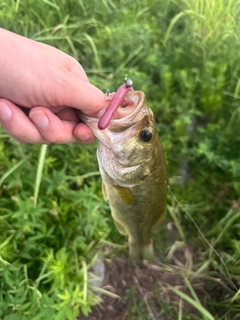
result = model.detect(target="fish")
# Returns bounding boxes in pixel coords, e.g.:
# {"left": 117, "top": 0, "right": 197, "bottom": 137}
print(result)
{"left": 81, "top": 82, "right": 168, "bottom": 261}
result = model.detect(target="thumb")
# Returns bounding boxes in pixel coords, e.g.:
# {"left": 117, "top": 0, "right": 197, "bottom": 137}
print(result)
{"left": 63, "top": 73, "right": 105, "bottom": 116}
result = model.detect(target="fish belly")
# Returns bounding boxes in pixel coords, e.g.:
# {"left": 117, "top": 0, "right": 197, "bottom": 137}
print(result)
{"left": 102, "top": 172, "right": 167, "bottom": 261}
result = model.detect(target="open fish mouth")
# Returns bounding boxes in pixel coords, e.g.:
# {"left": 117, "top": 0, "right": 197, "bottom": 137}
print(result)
{"left": 81, "top": 91, "right": 146, "bottom": 130}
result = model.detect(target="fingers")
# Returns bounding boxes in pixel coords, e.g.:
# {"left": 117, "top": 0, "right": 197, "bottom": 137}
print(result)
{"left": 29, "top": 107, "right": 82, "bottom": 143}
{"left": 48, "top": 107, "right": 96, "bottom": 143}
{"left": 73, "top": 123, "right": 96, "bottom": 144}
{"left": 52, "top": 107, "right": 79, "bottom": 122}
{"left": 0, "top": 99, "right": 49, "bottom": 144}
{"left": 0, "top": 99, "right": 96, "bottom": 144}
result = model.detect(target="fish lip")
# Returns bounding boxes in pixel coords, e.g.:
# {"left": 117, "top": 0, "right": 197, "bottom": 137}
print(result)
{"left": 80, "top": 91, "right": 145, "bottom": 127}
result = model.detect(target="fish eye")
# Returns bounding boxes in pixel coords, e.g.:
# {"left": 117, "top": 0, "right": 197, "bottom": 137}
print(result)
{"left": 140, "top": 129, "right": 152, "bottom": 142}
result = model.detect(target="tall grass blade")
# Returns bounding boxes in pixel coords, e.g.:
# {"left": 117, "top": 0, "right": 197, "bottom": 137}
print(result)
{"left": 41, "top": 0, "right": 60, "bottom": 11}
{"left": 163, "top": 10, "right": 205, "bottom": 47}
{"left": 82, "top": 260, "right": 88, "bottom": 302}
{"left": 65, "top": 35, "right": 78, "bottom": 59}
{"left": 29, "top": 9, "right": 49, "bottom": 30}
{"left": 0, "top": 158, "right": 28, "bottom": 187}
{"left": 168, "top": 285, "right": 215, "bottom": 320}
{"left": 114, "top": 44, "right": 144, "bottom": 76}
{"left": 211, "top": 210, "right": 240, "bottom": 248}
{"left": 15, "top": 0, "right": 20, "bottom": 12}
{"left": 168, "top": 205, "right": 186, "bottom": 242}
{"left": 83, "top": 33, "right": 102, "bottom": 69}
{"left": 184, "top": 277, "right": 201, "bottom": 304}
{"left": 178, "top": 297, "right": 183, "bottom": 320}
{"left": 0, "top": 233, "right": 15, "bottom": 250}
{"left": 92, "top": 286, "right": 120, "bottom": 299}
{"left": 168, "top": 186, "right": 238, "bottom": 292}
{"left": 77, "top": 0, "right": 87, "bottom": 15}
{"left": 163, "top": 11, "right": 186, "bottom": 47}
{"left": 33, "top": 144, "right": 48, "bottom": 208}
{"left": 100, "top": 0, "right": 116, "bottom": 13}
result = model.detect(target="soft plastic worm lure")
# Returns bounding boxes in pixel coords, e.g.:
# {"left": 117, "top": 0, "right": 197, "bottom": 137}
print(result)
{"left": 98, "top": 79, "right": 133, "bottom": 130}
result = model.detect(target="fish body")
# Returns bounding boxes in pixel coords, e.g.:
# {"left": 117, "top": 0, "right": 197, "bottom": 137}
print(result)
{"left": 81, "top": 90, "right": 168, "bottom": 261}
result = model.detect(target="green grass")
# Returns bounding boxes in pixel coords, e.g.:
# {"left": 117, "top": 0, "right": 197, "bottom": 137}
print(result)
{"left": 1, "top": 0, "right": 240, "bottom": 319}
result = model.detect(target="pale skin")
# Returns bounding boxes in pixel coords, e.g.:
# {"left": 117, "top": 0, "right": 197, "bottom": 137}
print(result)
{"left": 0, "top": 28, "right": 105, "bottom": 144}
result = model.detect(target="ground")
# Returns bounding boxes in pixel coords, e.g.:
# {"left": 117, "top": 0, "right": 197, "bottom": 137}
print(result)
{"left": 78, "top": 225, "right": 227, "bottom": 320}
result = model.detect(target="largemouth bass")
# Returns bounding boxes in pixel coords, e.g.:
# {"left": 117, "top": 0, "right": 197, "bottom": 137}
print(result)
{"left": 81, "top": 83, "right": 168, "bottom": 261}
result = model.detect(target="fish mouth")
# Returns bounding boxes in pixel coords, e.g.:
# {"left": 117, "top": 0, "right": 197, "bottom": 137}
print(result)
{"left": 80, "top": 91, "right": 146, "bottom": 130}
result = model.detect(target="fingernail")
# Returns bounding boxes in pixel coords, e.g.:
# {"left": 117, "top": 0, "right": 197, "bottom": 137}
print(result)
{"left": 31, "top": 112, "right": 49, "bottom": 129}
{"left": 0, "top": 104, "right": 12, "bottom": 121}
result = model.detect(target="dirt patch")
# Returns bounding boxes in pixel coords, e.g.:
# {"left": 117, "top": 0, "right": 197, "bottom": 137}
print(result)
{"left": 79, "top": 245, "right": 209, "bottom": 320}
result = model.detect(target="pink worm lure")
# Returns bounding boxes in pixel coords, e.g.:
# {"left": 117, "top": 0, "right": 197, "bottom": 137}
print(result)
{"left": 98, "top": 79, "right": 134, "bottom": 130}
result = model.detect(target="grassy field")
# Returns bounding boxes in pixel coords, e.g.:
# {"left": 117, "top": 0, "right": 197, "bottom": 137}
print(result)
{"left": 0, "top": 0, "right": 240, "bottom": 319}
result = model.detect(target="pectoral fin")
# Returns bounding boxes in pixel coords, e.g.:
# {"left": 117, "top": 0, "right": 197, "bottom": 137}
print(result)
{"left": 113, "top": 185, "right": 135, "bottom": 204}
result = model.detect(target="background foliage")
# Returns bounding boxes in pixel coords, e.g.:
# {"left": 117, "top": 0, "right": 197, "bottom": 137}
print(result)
{"left": 0, "top": 0, "right": 240, "bottom": 319}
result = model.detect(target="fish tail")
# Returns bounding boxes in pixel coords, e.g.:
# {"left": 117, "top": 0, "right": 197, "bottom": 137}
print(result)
{"left": 129, "top": 240, "right": 154, "bottom": 262}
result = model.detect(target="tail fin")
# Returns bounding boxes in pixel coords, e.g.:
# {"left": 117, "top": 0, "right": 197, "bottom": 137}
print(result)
{"left": 129, "top": 240, "right": 154, "bottom": 262}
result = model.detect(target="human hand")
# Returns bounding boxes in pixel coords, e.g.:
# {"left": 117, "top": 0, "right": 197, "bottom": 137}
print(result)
{"left": 0, "top": 28, "right": 105, "bottom": 144}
